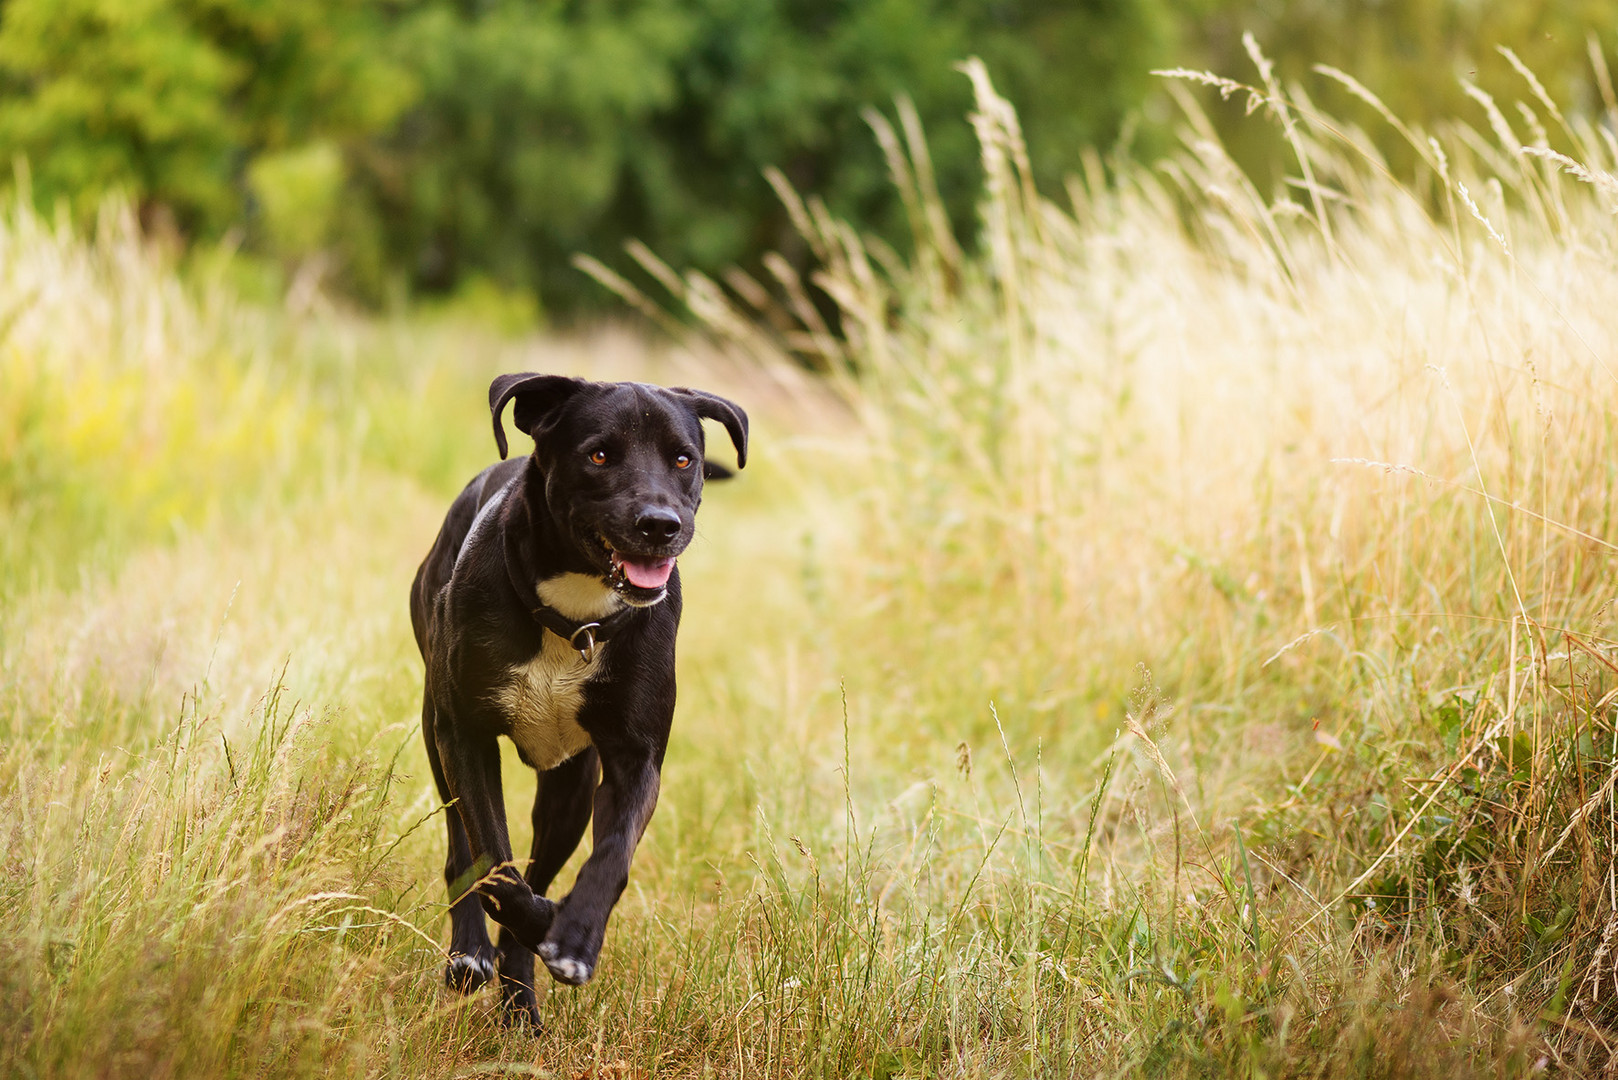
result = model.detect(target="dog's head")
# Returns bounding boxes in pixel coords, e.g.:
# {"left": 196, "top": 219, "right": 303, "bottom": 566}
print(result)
{"left": 490, "top": 373, "right": 748, "bottom": 604}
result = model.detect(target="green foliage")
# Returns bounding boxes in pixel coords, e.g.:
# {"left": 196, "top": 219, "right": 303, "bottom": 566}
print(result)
{"left": 0, "top": 0, "right": 1176, "bottom": 311}
{"left": 247, "top": 141, "right": 344, "bottom": 259}
{"left": 0, "top": 0, "right": 1612, "bottom": 316}
{"left": 0, "top": 0, "right": 410, "bottom": 235}
{"left": 348, "top": 0, "right": 1174, "bottom": 311}
{"left": 351, "top": 0, "right": 693, "bottom": 302}
{"left": 0, "top": 0, "right": 240, "bottom": 228}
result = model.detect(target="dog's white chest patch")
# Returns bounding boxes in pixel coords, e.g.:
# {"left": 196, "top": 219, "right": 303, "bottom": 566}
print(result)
{"left": 495, "top": 636, "right": 600, "bottom": 771}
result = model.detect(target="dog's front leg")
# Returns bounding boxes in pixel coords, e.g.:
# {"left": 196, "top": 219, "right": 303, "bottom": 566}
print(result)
{"left": 433, "top": 710, "right": 558, "bottom": 950}
{"left": 537, "top": 749, "right": 661, "bottom": 985}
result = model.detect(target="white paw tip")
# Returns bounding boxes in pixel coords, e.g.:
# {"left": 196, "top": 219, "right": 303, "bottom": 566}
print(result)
{"left": 445, "top": 952, "right": 495, "bottom": 991}
{"left": 542, "top": 952, "right": 593, "bottom": 985}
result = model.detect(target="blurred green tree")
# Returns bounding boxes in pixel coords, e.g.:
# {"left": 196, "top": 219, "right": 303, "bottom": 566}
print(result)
{"left": 350, "top": 0, "right": 1174, "bottom": 313}
{"left": 0, "top": 0, "right": 240, "bottom": 230}
{"left": 0, "top": 0, "right": 409, "bottom": 237}
{"left": 0, "top": 0, "right": 1605, "bottom": 318}
{"left": 347, "top": 0, "right": 694, "bottom": 305}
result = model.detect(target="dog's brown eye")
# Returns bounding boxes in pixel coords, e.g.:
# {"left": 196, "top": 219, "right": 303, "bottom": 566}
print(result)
{"left": 589, "top": 449, "right": 608, "bottom": 466}
{"left": 674, "top": 454, "right": 692, "bottom": 470}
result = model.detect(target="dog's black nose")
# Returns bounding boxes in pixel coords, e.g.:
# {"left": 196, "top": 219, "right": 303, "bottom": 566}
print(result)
{"left": 635, "top": 508, "right": 682, "bottom": 543}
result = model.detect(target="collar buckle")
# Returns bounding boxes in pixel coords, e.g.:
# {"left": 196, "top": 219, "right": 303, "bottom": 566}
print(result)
{"left": 568, "top": 621, "right": 602, "bottom": 662}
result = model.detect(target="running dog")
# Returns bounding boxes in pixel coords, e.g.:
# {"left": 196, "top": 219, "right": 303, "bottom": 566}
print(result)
{"left": 409, "top": 373, "right": 746, "bottom": 1024}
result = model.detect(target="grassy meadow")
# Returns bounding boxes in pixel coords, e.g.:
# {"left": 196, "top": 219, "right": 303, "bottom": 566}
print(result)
{"left": 7, "top": 51, "right": 1618, "bottom": 1076}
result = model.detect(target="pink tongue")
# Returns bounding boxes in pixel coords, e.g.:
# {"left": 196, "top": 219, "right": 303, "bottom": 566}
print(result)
{"left": 620, "top": 556, "right": 674, "bottom": 589}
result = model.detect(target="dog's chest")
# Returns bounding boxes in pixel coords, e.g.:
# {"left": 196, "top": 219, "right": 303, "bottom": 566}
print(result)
{"left": 494, "top": 636, "right": 601, "bottom": 770}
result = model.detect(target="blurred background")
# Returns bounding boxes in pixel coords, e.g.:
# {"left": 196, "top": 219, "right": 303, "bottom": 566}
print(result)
{"left": 0, "top": 0, "right": 1608, "bottom": 326}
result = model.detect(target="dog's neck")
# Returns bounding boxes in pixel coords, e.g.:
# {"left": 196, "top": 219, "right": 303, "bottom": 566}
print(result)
{"left": 534, "top": 572, "right": 624, "bottom": 622}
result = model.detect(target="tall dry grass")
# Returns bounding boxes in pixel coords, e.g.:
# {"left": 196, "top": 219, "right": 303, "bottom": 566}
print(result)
{"left": 595, "top": 42, "right": 1618, "bottom": 1073}
{"left": 8, "top": 39, "right": 1618, "bottom": 1078}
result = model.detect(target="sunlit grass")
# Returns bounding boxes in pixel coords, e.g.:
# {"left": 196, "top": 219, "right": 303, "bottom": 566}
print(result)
{"left": 8, "top": 43, "right": 1618, "bottom": 1078}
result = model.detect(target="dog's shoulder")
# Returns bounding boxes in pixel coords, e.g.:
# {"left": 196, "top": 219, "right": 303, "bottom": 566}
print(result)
{"left": 413, "top": 460, "right": 537, "bottom": 681}
{"left": 416, "top": 460, "right": 525, "bottom": 601}
{"left": 454, "top": 459, "right": 527, "bottom": 561}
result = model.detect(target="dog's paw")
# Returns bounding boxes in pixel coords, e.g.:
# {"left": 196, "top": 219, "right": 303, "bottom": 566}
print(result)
{"left": 537, "top": 941, "right": 594, "bottom": 986}
{"left": 444, "top": 950, "right": 497, "bottom": 993}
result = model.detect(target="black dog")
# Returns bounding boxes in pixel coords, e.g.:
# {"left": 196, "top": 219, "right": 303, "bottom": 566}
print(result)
{"left": 409, "top": 373, "right": 746, "bottom": 1024}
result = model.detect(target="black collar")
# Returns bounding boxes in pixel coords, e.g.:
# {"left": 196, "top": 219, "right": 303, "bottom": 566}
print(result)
{"left": 524, "top": 597, "right": 640, "bottom": 661}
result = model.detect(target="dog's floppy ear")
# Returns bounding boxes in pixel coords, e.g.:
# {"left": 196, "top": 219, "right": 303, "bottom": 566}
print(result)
{"left": 670, "top": 388, "right": 748, "bottom": 472}
{"left": 489, "top": 373, "right": 586, "bottom": 459}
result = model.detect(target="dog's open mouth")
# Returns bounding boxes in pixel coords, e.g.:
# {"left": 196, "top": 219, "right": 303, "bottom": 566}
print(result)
{"left": 611, "top": 551, "right": 675, "bottom": 590}
{"left": 598, "top": 537, "right": 676, "bottom": 595}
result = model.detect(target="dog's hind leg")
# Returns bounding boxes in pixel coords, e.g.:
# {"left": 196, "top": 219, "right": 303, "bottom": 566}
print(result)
{"left": 424, "top": 696, "right": 498, "bottom": 993}
{"left": 497, "top": 748, "right": 600, "bottom": 1027}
